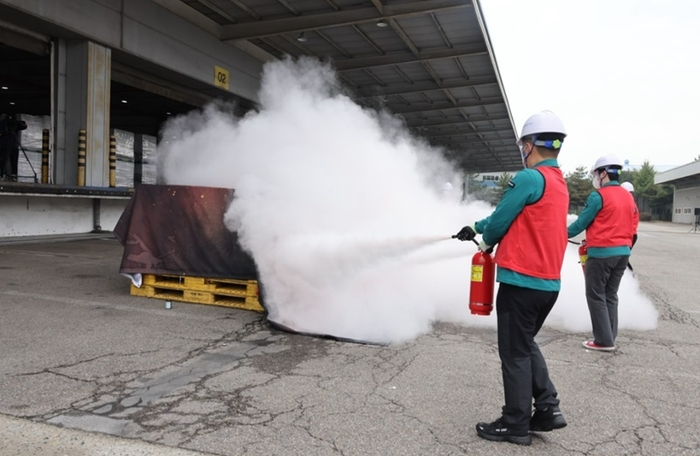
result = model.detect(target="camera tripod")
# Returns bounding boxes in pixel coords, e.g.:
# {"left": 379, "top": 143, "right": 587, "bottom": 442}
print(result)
{"left": 17, "top": 140, "right": 39, "bottom": 183}
{"left": 3, "top": 131, "right": 39, "bottom": 183}
{"left": 689, "top": 215, "right": 700, "bottom": 234}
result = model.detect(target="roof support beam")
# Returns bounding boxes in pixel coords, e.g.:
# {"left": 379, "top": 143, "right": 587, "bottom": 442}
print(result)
{"left": 433, "top": 138, "right": 515, "bottom": 148}
{"left": 445, "top": 146, "right": 515, "bottom": 154}
{"left": 220, "top": 0, "right": 472, "bottom": 41}
{"left": 227, "top": 0, "right": 260, "bottom": 20}
{"left": 389, "top": 97, "right": 502, "bottom": 114}
{"left": 334, "top": 44, "right": 486, "bottom": 71}
{"left": 431, "top": 139, "right": 516, "bottom": 148}
{"left": 422, "top": 124, "right": 512, "bottom": 135}
{"left": 424, "top": 126, "right": 511, "bottom": 137}
{"left": 451, "top": 159, "right": 517, "bottom": 170}
{"left": 451, "top": 155, "right": 519, "bottom": 167}
{"left": 112, "top": 62, "right": 213, "bottom": 108}
{"left": 407, "top": 114, "right": 509, "bottom": 127}
{"left": 447, "top": 156, "right": 519, "bottom": 167}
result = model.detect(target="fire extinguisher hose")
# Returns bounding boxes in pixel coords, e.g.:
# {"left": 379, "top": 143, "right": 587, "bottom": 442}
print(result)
{"left": 568, "top": 239, "right": 634, "bottom": 272}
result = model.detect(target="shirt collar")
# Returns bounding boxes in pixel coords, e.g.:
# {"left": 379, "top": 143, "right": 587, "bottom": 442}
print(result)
{"left": 533, "top": 159, "right": 559, "bottom": 168}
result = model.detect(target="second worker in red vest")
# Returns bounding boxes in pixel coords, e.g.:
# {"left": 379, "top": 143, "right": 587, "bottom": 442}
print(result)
{"left": 567, "top": 154, "right": 639, "bottom": 352}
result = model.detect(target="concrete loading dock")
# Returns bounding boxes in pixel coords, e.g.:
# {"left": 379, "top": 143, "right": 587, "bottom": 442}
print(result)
{"left": 1, "top": 0, "right": 520, "bottom": 237}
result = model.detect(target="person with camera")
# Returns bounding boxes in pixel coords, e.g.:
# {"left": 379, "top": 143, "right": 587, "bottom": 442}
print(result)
{"left": 0, "top": 113, "right": 28, "bottom": 182}
{"left": 454, "top": 111, "right": 570, "bottom": 445}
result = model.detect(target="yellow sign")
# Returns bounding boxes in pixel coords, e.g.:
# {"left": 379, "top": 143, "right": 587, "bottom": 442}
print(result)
{"left": 214, "top": 65, "right": 229, "bottom": 90}
{"left": 471, "top": 265, "right": 483, "bottom": 282}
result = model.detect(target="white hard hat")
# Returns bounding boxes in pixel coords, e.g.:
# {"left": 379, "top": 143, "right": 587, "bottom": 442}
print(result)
{"left": 591, "top": 154, "right": 623, "bottom": 174}
{"left": 517, "top": 110, "right": 567, "bottom": 147}
{"left": 621, "top": 181, "right": 635, "bottom": 192}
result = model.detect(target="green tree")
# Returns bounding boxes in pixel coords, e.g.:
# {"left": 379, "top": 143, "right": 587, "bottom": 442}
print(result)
{"left": 491, "top": 172, "right": 513, "bottom": 203}
{"left": 466, "top": 172, "right": 482, "bottom": 194}
{"left": 634, "top": 160, "right": 657, "bottom": 213}
{"left": 651, "top": 184, "right": 674, "bottom": 214}
{"left": 565, "top": 166, "right": 592, "bottom": 213}
{"left": 465, "top": 172, "right": 494, "bottom": 202}
{"left": 619, "top": 168, "right": 639, "bottom": 187}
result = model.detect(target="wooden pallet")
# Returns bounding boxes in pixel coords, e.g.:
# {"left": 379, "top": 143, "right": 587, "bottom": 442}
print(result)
{"left": 130, "top": 274, "right": 264, "bottom": 313}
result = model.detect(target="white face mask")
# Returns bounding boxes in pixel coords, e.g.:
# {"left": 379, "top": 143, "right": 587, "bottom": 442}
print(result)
{"left": 520, "top": 144, "right": 531, "bottom": 169}
{"left": 591, "top": 171, "right": 604, "bottom": 189}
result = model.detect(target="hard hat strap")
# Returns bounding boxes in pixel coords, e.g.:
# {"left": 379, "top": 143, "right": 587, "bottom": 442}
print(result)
{"left": 532, "top": 134, "right": 563, "bottom": 149}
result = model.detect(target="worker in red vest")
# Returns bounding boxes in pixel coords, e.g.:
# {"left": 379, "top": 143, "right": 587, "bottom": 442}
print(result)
{"left": 567, "top": 155, "right": 639, "bottom": 352}
{"left": 454, "top": 111, "right": 569, "bottom": 445}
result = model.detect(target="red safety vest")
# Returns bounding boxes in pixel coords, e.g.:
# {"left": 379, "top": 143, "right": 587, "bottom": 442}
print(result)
{"left": 586, "top": 185, "right": 638, "bottom": 248}
{"left": 494, "top": 166, "right": 569, "bottom": 279}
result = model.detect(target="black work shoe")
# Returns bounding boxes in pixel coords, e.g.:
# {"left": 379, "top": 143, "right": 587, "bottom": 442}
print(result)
{"left": 476, "top": 418, "right": 531, "bottom": 445}
{"left": 530, "top": 406, "right": 567, "bottom": 432}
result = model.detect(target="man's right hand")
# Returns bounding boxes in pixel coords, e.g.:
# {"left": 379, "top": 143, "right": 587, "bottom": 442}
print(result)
{"left": 454, "top": 225, "right": 477, "bottom": 242}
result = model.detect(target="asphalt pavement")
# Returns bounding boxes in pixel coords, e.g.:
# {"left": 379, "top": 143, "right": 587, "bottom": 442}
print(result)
{"left": 1, "top": 221, "right": 699, "bottom": 456}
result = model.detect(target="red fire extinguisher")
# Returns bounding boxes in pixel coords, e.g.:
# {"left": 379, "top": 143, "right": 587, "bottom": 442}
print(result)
{"left": 469, "top": 245, "right": 495, "bottom": 316}
{"left": 578, "top": 239, "right": 588, "bottom": 274}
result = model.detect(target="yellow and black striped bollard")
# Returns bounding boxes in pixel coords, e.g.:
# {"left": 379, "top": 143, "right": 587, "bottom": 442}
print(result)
{"left": 77, "top": 129, "right": 86, "bottom": 186}
{"left": 41, "top": 129, "right": 49, "bottom": 184}
{"left": 109, "top": 135, "right": 116, "bottom": 187}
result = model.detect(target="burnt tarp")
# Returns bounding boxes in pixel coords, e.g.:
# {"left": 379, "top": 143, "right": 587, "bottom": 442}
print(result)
{"left": 113, "top": 184, "right": 257, "bottom": 279}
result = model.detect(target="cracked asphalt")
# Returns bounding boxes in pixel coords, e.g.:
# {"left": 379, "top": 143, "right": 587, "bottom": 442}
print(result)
{"left": 1, "top": 221, "right": 699, "bottom": 455}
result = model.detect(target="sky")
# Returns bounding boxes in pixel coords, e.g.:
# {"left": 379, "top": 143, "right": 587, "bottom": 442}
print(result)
{"left": 478, "top": 0, "right": 700, "bottom": 174}
{"left": 159, "top": 57, "right": 657, "bottom": 345}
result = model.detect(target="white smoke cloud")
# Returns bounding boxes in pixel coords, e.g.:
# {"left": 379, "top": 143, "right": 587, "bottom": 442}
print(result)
{"left": 158, "top": 56, "right": 656, "bottom": 344}
{"left": 551, "top": 242, "right": 657, "bottom": 332}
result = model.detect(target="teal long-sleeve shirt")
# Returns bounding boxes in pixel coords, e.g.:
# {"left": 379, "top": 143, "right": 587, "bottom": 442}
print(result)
{"left": 472, "top": 159, "right": 561, "bottom": 292}
{"left": 567, "top": 182, "right": 631, "bottom": 258}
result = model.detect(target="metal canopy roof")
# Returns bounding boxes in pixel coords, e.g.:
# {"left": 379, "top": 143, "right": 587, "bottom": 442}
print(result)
{"left": 0, "top": 0, "right": 521, "bottom": 173}
{"left": 177, "top": 0, "right": 521, "bottom": 173}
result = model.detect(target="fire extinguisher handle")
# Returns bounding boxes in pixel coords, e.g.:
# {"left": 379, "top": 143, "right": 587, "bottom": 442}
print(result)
{"left": 450, "top": 232, "right": 482, "bottom": 248}
{"left": 449, "top": 235, "right": 480, "bottom": 247}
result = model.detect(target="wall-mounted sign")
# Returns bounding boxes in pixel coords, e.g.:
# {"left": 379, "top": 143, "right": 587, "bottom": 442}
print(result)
{"left": 214, "top": 65, "right": 229, "bottom": 90}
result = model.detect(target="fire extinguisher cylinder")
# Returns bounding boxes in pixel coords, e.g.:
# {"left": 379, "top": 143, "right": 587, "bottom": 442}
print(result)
{"left": 469, "top": 250, "right": 495, "bottom": 316}
{"left": 578, "top": 240, "right": 588, "bottom": 274}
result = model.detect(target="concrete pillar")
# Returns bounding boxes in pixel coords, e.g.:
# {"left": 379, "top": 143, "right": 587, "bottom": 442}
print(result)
{"left": 53, "top": 39, "right": 111, "bottom": 186}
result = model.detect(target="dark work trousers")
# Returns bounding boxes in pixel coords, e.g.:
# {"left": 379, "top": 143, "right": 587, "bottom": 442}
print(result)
{"left": 584, "top": 255, "right": 629, "bottom": 347}
{"left": 0, "top": 132, "right": 21, "bottom": 177}
{"left": 0, "top": 136, "right": 11, "bottom": 177}
{"left": 496, "top": 283, "right": 560, "bottom": 430}
{"left": 9, "top": 142, "right": 19, "bottom": 176}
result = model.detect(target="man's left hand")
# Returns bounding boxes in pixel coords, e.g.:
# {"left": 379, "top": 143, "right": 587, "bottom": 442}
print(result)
{"left": 479, "top": 241, "right": 494, "bottom": 254}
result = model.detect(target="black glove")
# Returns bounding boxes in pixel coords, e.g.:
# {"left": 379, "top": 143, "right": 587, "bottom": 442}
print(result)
{"left": 631, "top": 233, "right": 638, "bottom": 249}
{"left": 454, "top": 225, "right": 476, "bottom": 242}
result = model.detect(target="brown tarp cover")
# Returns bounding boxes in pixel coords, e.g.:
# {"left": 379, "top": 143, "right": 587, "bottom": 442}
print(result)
{"left": 113, "top": 184, "right": 257, "bottom": 279}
